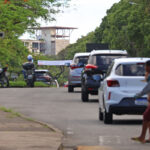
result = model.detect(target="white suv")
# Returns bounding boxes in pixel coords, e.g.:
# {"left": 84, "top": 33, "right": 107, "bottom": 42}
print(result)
{"left": 99, "top": 58, "right": 150, "bottom": 124}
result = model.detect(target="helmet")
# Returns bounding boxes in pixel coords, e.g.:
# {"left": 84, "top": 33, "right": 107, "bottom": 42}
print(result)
{"left": 27, "top": 55, "right": 33, "bottom": 62}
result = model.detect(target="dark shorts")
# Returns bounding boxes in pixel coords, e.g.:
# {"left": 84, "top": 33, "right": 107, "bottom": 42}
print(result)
{"left": 143, "top": 105, "right": 150, "bottom": 121}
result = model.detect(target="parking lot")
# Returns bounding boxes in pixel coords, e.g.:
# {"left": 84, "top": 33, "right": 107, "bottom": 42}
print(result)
{"left": 0, "top": 87, "right": 149, "bottom": 150}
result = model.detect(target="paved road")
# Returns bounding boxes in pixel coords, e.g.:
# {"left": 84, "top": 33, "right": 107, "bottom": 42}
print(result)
{"left": 0, "top": 88, "right": 150, "bottom": 150}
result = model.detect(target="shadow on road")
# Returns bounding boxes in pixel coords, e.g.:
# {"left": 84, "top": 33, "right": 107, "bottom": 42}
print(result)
{"left": 73, "top": 91, "right": 81, "bottom": 93}
{"left": 88, "top": 99, "right": 99, "bottom": 103}
{"left": 112, "top": 119, "right": 142, "bottom": 125}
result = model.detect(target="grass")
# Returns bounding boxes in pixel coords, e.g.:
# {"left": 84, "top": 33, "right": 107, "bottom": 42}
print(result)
{"left": 9, "top": 81, "right": 56, "bottom": 87}
{"left": 9, "top": 81, "right": 26, "bottom": 87}
{"left": 34, "top": 82, "right": 51, "bottom": 87}
{"left": 0, "top": 106, "right": 35, "bottom": 122}
{"left": 0, "top": 107, "right": 21, "bottom": 117}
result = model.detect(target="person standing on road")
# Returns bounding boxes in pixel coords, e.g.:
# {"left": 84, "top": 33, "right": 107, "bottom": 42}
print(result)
{"left": 132, "top": 60, "right": 150, "bottom": 143}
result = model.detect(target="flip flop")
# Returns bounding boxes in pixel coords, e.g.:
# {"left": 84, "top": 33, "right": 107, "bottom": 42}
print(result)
{"left": 131, "top": 137, "right": 145, "bottom": 143}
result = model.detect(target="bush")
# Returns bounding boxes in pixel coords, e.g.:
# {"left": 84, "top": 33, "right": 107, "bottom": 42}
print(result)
{"left": 34, "top": 82, "right": 51, "bottom": 87}
{"left": 9, "top": 81, "right": 57, "bottom": 87}
{"left": 9, "top": 81, "right": 26, "bottom": 87}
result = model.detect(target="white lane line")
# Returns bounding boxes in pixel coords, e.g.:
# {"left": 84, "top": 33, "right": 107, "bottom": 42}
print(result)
{"left": 98, "top": 135, "right": 121, "bottom": 145}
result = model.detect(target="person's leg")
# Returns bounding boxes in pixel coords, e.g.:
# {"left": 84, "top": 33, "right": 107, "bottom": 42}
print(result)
{"left": 132, "top": 105, "right": 150, "bottom": 143}
{"left": 132, "top": 121, "right": 148, "bottom": 143}
{"left": 145, "top": 122, "right": 150, "bottom": 142}
{"left": 22, "top": 70, "right": 26, "bottom": 79}
{"left": 139, "top": 121, "right": 148, "bottom": 141}
{"left": 146, "top": 95, "right": 150, "bottom": 142}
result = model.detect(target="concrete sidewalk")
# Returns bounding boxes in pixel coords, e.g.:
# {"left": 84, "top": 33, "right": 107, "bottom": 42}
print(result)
{"left": 0, "top": 109, "right": 63, "bottom": 150}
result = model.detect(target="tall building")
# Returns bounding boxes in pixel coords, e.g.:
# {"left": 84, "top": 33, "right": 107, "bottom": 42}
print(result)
{"left": 23, "top": 26, "right": 77, "bottom": 55}
{"left": 22, "top": 26, "right": 77, "bottom": 55}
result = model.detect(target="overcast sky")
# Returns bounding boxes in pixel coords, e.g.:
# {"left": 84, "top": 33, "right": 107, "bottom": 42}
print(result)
{"left": 22, "top": 0, "right": 120, "bottom": 43}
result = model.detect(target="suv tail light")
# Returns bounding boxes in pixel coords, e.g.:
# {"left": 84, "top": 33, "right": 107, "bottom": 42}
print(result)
{"left": 70, "top": 64, "right": 80, "bottom": 70}
{"left": 85, "top": 64, "right": 98, "bottom": 71}
{"left": 107, "top": 80, "right": 120, "bottom": 87}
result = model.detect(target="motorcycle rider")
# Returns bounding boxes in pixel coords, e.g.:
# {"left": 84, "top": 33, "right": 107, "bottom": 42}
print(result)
{"left": 22, "top": 55, "right": 35, "bottom": 80}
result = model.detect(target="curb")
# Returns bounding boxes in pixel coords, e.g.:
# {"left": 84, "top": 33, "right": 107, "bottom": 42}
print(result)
{"left": 20, "top": 114, "right": 63, "bottom": 150}
{"left": 76, "top": 146, "right": 113, "bottom": 150}
{"left": 21, "top": 114, "right": 62, "bottom": 133}
{"left": 0, "top": 107, "right": 63, "bottom": 150}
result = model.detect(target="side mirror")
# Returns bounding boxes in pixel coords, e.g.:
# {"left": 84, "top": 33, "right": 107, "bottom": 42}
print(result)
{"left": 65, "top": 63, "right": 70, "bottom": 67}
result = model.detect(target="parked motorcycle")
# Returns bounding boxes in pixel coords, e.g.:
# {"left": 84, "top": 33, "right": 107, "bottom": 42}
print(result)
{"left": 23, "top": 63, "right": 35, "bottom": 87}
{"left": 0, "top": 67, "right": 9, "bottom": 87}
{"left": 26, "top": 69, "right": 35, "bottom": 87}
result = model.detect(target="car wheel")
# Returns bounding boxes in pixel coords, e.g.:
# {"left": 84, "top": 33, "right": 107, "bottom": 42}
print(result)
{"left": 99, "top": 108, "right": 103, "bottom": 121}
{"left": 81, "top": 91, "right": 89, "bottom": 102}
{"left": 81, "top": 85, "right": 89, "bottom": 102}
{"left": 103, "top": 110, "right": 112, "bottom": 124}
{"left": 68, "top": 85, "right": 74, "bottom": 92}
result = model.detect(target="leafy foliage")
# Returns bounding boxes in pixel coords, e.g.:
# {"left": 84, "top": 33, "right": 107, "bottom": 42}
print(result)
{"left": 0, "top": 0, "right": 69, "bottom": 71}
{"left": 61, "top": 0, "right": 150, "bottom": 59}
{"left": 58, "top": 32, "right": 95, "bottom": 60}
{"left": 94, "top": 0, "right": 150, "bottom": 57}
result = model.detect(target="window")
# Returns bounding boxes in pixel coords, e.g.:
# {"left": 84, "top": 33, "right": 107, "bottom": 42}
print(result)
{"left": 35, "top": 72, "right": 49, "bottom": 77}
{"left": 88, "top": 55, "right": 93, "bottom": 64}
{"left": 40, "top": 43, "right": 46, "bottom": 53}
{"left": 106, "top": 62, "right": 114, "bottom": 77}
{"left": 74, "top": 56, "right": 89, "bottom": 65}
{"left": 32, "top": 42, "right": 38, "bottom": 49}
{"left": 115, "top": 64, "right": 123, "bottom": 76}
{"left": 88, "top": 54, "right": 127, "bottom": 72}
{"left": 115, "top": 63, "right": 145, "bottom": 76}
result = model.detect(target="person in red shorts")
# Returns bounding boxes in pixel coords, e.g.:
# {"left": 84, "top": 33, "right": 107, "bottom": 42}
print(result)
{"left": 132, "top": 60, "right": 150, "bottom": 143}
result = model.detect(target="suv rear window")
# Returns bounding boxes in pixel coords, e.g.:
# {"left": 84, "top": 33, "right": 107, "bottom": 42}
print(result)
{"left": 88, "top": 54, "right": 127, "bottom": 71}
{"left": 35, "top": 72, "right": 49, "bottom": 77}
{"left": 115, "top": 63, "right": 145, "bottom": 76}
{"left": 74, "top": 56, "right": 89, "bottom": 65}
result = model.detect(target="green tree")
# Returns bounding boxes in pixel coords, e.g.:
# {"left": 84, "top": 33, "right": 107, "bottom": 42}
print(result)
{"left": 63, "top": 0, "right": 150, "bottom": 58}
{"left": 94, "top": 0, "right": 150, "bottom": 57}
{"left": 59, "top": 32, "right": 95, "bottom": 60}
{"left": 0, "top": 0, "right": 70, "bottom": 71}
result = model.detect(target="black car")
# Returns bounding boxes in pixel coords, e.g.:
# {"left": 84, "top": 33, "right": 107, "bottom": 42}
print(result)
{"left": 81, "top": 50, "right": 128, "bottom": 102}
{"left": 35, "top": 70, "right": 51, "bottom": 84}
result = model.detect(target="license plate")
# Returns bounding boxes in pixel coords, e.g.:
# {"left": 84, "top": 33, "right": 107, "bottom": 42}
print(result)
{"left": 135, "top": 98, "right": 148, "bottom": 106}
{"left": 28, "top": 75, "right": 33, "bottom": 79}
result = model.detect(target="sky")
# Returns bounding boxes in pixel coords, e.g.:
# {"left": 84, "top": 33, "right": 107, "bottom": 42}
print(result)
{"left": 21, "top": 0, "right": 120, "bottom": 43}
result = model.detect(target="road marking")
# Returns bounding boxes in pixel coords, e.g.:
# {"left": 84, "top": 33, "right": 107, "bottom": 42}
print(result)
{"left": 98, "top": 136, "right": 121, "bottom": 145}
{"left": 77, "top": 146, "right": 113, "bottom": 150}
{"left": 66, "top": 127, "right": 74, "bottom": 135}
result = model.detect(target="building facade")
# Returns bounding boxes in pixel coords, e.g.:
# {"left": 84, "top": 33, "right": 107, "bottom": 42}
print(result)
{"left": 22, "top": 26, "right": 77, "bottom": 56}
{"left": 22, "top": 39, "right": 45, "bottom": 54}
